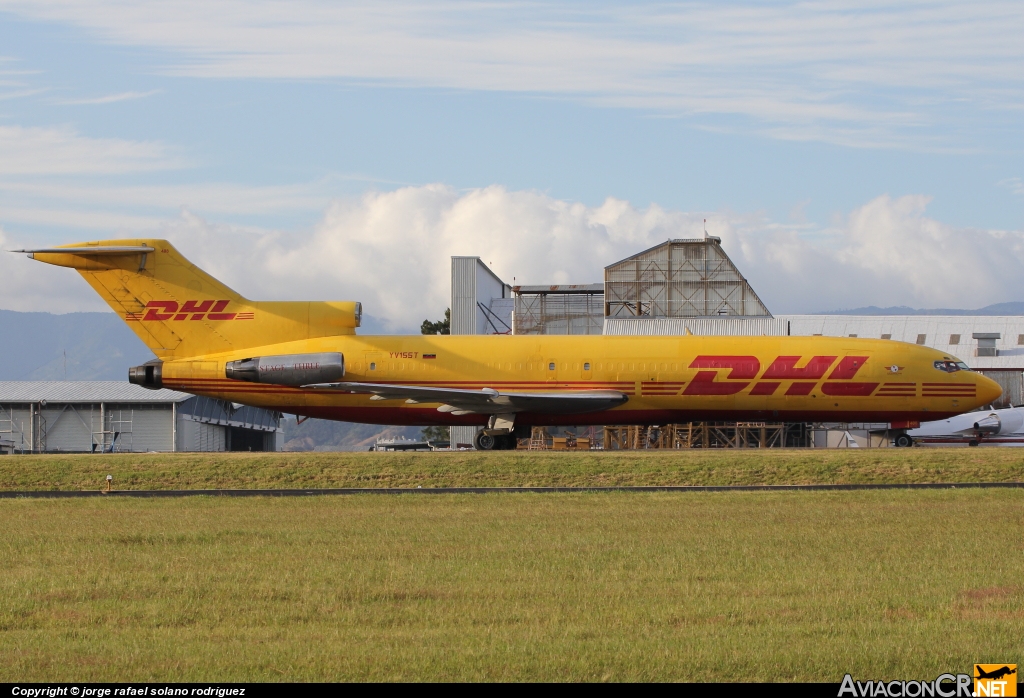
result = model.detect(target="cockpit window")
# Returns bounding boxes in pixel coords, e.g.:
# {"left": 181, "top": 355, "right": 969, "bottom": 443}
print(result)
{"left": 933, "top": 360, "right": 971, "bottom": 372}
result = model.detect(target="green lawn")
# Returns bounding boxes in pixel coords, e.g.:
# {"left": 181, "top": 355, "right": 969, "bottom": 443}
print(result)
{"left": 0, "top": 490, "right": 1019, "bottom": 681}
{"left": 1, "top": 448, "right": 1023, "bottom": 491}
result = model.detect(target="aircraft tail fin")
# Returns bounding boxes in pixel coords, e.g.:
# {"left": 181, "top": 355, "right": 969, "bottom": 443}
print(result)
{"left": 22, "top": 239, "right": 361, "bottom": 359}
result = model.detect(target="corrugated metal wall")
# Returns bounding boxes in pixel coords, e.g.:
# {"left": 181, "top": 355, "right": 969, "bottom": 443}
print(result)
{"left": 978, "top": 371, "right": 1023, "bottom": 408}
{"left": 38, "top": 405, "right": 94, "bottom": 451}
{"left": 0, "top": 403, "right": 176, "bottom": 452}
{"left": 1, "top": 406, "right": 32, "bottom": 451}
{"left": 2, "top": 394, "right": 279, "bottom": 452}
{"left": 450, "top": 256, "right": 496, "bottom": 448}
{"left": 178, "top": 419, "right": 226, "bottom": 452}
{"left": 779, "top": 315, "right": 1024, "bottom": 370}
{"left": 451, "top": 256, "right": 478, "bottom": 335}
{"left": 117, "top": 404, "right": 174, "bottom": 452}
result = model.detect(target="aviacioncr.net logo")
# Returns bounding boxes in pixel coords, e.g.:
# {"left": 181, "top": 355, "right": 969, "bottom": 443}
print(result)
{"left": 839, "top": 674, "right": 973, "bottom": 697}
{"left": 974, "top": 665, "right": 1017, "bottom": 697}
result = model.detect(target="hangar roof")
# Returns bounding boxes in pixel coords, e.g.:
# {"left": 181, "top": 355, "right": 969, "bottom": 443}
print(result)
{"left": 779, "top": 315, "right": 1024, "bottom": 370}
{"left": 603, "top": 315, "right": 1024, "bottom": 370}
{"left": 0, "top": 381, "right": 193, "bottom": 403}
{"left": 513, "top": 284, "right": 604, "bottom": 294}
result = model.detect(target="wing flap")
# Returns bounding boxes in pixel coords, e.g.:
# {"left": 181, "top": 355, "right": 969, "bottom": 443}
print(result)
{"left": 307, "top": 381, "right": 628, "bottom": 415}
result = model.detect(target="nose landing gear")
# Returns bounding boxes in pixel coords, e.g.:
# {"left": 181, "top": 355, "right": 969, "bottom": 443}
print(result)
{"left": 893, "top": 433, "right": 914, "bottom": 448}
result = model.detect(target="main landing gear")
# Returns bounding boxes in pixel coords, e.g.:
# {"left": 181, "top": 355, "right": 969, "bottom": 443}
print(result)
{"left": 473, "top": 414, "right": 523, "bottom": 450}
{"left": 473, "top": 431, "right": 517, "bottom": 451}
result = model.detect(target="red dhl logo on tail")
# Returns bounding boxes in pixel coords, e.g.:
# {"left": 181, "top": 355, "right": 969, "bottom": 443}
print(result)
{"left": 126, "top": 300, "right": 255, "bottom": 322}
{"left": 683, "top": 355, "right": 878, "bottom": 396}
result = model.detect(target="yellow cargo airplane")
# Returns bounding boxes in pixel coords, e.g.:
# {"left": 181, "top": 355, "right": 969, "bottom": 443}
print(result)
{"left": 17, "top": 240, "right": 1001, "bottom": 449}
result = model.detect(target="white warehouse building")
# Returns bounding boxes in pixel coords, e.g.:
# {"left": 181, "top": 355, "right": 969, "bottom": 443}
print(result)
{"left": 0, "top": 381, "right": 282, "bottom": 454}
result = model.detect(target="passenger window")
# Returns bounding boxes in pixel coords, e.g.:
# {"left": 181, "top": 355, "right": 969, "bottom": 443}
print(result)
{"left": 369, "top": 362, "right": 376, "bottom": 371}
{"left": 549, "top": 362, "right": 555, "bottom": 371}
{"left": 583, "top": 362, "right": 590, "bottom": 371}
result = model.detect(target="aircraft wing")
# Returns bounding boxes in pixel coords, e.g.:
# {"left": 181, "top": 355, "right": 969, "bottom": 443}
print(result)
{"left": 306, "top": 381, "right": 628, "bottom": 415}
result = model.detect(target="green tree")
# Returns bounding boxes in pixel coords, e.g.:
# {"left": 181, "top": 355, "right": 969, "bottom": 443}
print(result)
{"left": 421, "top": 308, "right": 451, "bottom": 335}
{"left": 420, "top": 425, "right": 450, "bottom": 443}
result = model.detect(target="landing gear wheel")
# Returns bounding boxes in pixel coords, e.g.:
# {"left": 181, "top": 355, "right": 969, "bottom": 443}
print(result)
{"left": 894, "top": 433, "right": 914, "bottom": 448}
{"left": 474, "top": 431, "right": 496, "bottom": 451}
{"left": 968, "top": 440, "right": 980, "bottom": 447}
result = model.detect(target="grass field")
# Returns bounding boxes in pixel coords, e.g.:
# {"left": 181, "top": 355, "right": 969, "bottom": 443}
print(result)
{"left": 2, "top": 448, "right": 1024, "bottom": 491}
{"left": 0, "top": 489, "right": 1021, "bottom": 681}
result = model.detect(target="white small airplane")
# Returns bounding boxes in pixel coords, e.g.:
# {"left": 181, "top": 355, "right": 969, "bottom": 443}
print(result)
{"left": 907, "top": 405, "right": 1024, "bottom": 446}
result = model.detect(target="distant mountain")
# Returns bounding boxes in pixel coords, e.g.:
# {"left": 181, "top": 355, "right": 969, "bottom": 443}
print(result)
{"left": 0, "top": 309, "right": 155, "bottom": 380}
{"left": 815, "top": 302, "right": 1024, "bottom": 316}
{"left": 281, "top": 418, "right": 423, "bottom": 451}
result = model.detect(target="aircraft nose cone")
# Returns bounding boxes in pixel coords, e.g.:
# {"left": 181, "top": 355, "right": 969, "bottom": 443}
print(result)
{"left": 976, "top": 374, "right": 1003, "bottom": 406}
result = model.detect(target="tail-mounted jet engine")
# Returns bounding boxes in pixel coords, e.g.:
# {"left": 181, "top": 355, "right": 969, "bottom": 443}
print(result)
{"left": 972, "top": 410, "right": 1024, "bottom": 435}
{"left": 128, "top": 360, "right": 164, "bottom": 390}
{"left": 225, "top": 352, "right": 345, "bottom": 386}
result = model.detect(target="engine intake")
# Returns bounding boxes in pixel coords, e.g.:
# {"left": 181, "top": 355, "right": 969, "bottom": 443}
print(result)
{"left": 226, "top": 352, "right": 344, "bottom": 386}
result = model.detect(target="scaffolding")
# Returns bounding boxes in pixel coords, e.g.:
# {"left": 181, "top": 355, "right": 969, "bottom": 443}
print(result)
{"left": 512, "top": 284, "right": 604, "bottom": 335}
{"left": 605, "top": 238, "right": 771, "bottom": 318}
{"left": 91, "top": 404, "right": 134, "bottom": 453}
{"left": 602, "top": 423, "right": 810, "bottom": 449}
{"left": 0, "top": 404, "right": 27, "bottom": 452}
{"left": 520, "top": 426, "right": 598, "bottom": 450}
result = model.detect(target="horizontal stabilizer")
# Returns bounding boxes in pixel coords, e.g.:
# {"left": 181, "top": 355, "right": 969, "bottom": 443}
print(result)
{"left": 13, "top": 246, "right": 155, "bottom": 255}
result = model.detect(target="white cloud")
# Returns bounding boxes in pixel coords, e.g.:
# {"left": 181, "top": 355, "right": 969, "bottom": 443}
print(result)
{"left": 0, "top": 179, "right": 339, "bottom": 221}
{"left": 53, "top": 89, "right": 160, "bottom": 105}
{"left": 10, "top": 185, "right": 1015, "bottom": 329}
{"left": 0, "top": 125, "right": 185, "bottom": 175}
{"left": 2, "top": 1, "right": 1022, "bottom": 148}
{"left": 999, "top": 177, "right": 1024, "bottom": 196}
{"left": 0, "top": 226, "right": 110, "bottom": 313}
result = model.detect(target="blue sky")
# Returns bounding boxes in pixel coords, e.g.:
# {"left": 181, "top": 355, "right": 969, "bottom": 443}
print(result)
{"left": 1, "top": 1, "right": 1023, "bottom": 329}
